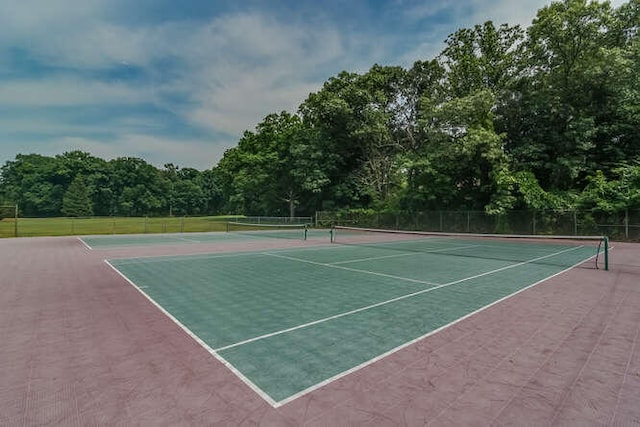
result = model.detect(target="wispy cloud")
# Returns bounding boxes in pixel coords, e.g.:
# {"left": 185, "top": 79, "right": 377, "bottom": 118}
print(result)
{"left": 47, "top": 134, "right": 226, "bottom": 169}
{"left": 0, "top": 78, "right": 151, "bottom": 107}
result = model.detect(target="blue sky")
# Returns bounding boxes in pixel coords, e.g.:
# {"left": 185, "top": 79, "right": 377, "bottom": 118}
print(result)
{"left": 0, "top": 0, "right": 624, "bottom": 170}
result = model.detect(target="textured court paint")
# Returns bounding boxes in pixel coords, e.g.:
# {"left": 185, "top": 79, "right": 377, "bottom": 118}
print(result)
{"left": 217, "top": 254, "right": 589, "bottom": 402}
{"left": 2, "top": 236, "right": 638, "bottom": 425}
{"left": 109, "top": 242, "right": 599, "bottom": 403}
{"left": 104, "top": 259, "right": 277, "bottom": 406}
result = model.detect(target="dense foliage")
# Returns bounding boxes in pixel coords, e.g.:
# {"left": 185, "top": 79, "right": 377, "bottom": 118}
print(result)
{"left": 1, "top": 0, "right": 639, "bottom": 218}
{"left": 0, "top": 152, "right": 223, "bottom": 217}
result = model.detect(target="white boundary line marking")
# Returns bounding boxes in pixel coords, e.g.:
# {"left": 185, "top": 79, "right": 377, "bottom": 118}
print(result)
{"left": 262, "top": 252, "right": 440, "bottom": 286}
{"left": 330, "top": 244, "right": 481, "bottom": 265}
{"left": 215, "top": 245, "right": 584, "bottom": 355}
{"left": 77, "top": 236, "right": 93, "bottom": 250}
{"left": 175, "top": 236, "right": 202, "bottom": 243}
{"left": 274, "top": 249, "right": 601, "bottom": 407}
{"left": 104, "top": 259, "right": 278, "bottom": 407}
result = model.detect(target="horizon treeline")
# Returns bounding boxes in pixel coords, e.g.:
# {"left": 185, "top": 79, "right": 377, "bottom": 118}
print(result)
{"left": 1, "top": 0, "right": 639, "bottom": 218}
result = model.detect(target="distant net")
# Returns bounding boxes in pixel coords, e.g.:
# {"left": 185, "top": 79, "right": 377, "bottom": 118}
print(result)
{"left": 226, "top": 221, "right": 308, "bottom": 240}
{"left": 330, "top": 226, "right": 609, "bottom": 270}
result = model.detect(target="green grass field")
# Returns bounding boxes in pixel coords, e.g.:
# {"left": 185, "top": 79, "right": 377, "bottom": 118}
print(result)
{"left": 0, "top": 215, "right": 245, "bottom": 238}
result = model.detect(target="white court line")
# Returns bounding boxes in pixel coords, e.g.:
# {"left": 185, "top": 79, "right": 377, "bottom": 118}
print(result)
{"left": 77, "top": 237, "right": 93, "bottom": 250}
{"left": 214, "top": 245, "right": 585, "bottom": 354}
{"left": 104, "top": 260, "right": 278, "bottom": 407}
{"left": 263, "top": 252, "right": 440, "bottom": 286}
{"left": 175, "top": 236, "right": 202, "bottom": 243}
{"left": 331, "top": 244, "right": 481, "bottom": 265}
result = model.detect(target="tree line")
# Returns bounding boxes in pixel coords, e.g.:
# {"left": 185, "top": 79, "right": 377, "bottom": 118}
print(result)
{"left": 0, "top": 152, "right": 222, "bottom": 217}
{"left": 1, "top": 0, "right": 639, "bottom": 218}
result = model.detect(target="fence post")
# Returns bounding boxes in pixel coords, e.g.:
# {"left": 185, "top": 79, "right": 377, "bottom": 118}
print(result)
{"left": 15, "top": 204, "right": 19, "bottom": 237}
{"left": 532, "top": 211, "right": 536, "bottom": 235}
{"left": 573, "top": 210, "right": 577, "bottom": 235}
{"left": 439, "top": 211, "right": 443, "bottom": 232}
{"left": 625, "top": 209, "right": 629, "bottom": 239}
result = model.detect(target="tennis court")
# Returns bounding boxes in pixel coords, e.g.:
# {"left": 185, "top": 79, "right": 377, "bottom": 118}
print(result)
{"left": 81, "top": 222, "right": 319, "bottom": 249}
{"left": 2, "top": 227, "right": 639, "bottom": 425}
{"left": 106, "top": 227, "right": 606, "bottom": 406}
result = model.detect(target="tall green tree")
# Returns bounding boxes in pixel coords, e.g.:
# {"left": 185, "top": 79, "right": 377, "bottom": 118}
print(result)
{"left": 109, "top": 157, "right": 168, "bottom": 216}
{"left": 0, "top": 154, "right": 64, "bottom": 216}
{"left": 440, "top": 21, "right": 524, "bottom": 98}
{"left": 217, "top": 112, "right": 314, "bottom": 216}
{"left": 300, "top": 65, "right": 428, "bottom": 209}
{"left": 504, "top": 0, "right": 621, "bottom": 190}
{"left": 402, "top": 90, "right": 513, "bottom": 211}
{"left": 62, "top": 175, "right": 94, "bottom": 217}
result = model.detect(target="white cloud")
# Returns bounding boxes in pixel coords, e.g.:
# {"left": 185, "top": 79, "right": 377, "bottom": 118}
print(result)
{"left": 396, "top": 0, "right": 460, "bottom": 22}
{"left": 0, "top": 0, "right": 109, "bottom": 36}
{"left": 158, "top": 12, "right": 359, "bottom": 135}
{"left": 0, "top": 78, "right": 150, "bottom": 107}
{"left": 49, "top": 134, "right": 230, "bottom": 169}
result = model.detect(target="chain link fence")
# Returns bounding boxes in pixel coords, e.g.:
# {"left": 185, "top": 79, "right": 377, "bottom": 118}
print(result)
{"left": 0, "top": 214, "right": 312, "bottom": 238}
{"left": 315, "top": 210, "right": 640, "bottom": 241}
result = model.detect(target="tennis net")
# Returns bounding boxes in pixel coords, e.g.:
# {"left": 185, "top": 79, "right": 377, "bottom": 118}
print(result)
{"left": 226, "top": 221, "right": 308, "bottom": 240}
{"left": 330, "top": 226, "right": 609, "bottom": 270}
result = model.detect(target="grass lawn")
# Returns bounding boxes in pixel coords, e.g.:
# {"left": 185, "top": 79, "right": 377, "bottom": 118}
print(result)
{"left": 0, "top": 215, "right": 241, "bottom": 238}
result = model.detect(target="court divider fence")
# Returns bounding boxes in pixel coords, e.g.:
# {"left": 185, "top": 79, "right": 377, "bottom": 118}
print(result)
{"left": 315, "top": 210, "right": 640, "bottom": 241}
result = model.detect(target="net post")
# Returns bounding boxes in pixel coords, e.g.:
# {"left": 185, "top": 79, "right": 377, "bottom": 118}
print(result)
{"left": 604, "top": 236, "right": 609, "bottom": 271}
{"left": 330, "top": 226, "right": 335, "bottom": 243}
{"left": 304, "top": 225, "right": 308, "bottom": 241}
{"left": 225, "top": 221, "right": 230, "bottom": 233}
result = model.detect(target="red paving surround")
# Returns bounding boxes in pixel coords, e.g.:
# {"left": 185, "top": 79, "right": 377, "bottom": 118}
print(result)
{"left": 0, "top": 236, "right": 639, "bottom": 426}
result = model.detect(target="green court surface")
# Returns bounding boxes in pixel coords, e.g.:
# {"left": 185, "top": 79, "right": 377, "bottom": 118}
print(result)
{"left": 108, "top": 237, "right": 602, "bottom": 405}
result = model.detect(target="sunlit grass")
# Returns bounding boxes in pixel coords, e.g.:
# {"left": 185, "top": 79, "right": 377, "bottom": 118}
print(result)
{"left": 0, "top": 215, "right": 243, "bottom": 238}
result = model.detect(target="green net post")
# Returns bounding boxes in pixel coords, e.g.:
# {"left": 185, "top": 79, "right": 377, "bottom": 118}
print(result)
{"left": 304, "top": 225, "right": 308, "bottom": 241}
{"left": 604, "top": 236, "right": 609, "bottom": 271}
{"left": 330, "top": 226, "right": 335, "bottom": 243}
